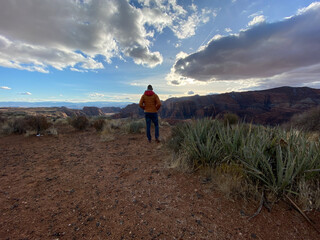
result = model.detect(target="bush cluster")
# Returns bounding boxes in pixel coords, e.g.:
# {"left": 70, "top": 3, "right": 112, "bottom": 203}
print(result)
{"left": 25, "top": 115, "right": 51, "bottom": 133}
{"left": 2, "top": 115, "right": 51, "bottom": 135}
{"left": 93, "top": 119, "right": 105, "bottom": 132}
{"left": 126, "top": 119, "right": 145, "bottom": 134}
{"left": 169, "top": 118, "right": 320, "bottom": 206}
{"left": 70, "top": 116, "right": 89, "bottom": 130}
{"left": 288, "top": 106, "right": 320, "bottom": 132}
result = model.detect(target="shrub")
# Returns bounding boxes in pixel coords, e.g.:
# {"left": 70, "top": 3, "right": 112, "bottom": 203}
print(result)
{"left": 93, "top": 119, "right": 105, "bottom": 132}
{"left": 169, "top": 118, "right": 320, "bottom": 204}
{"left": 1, "top": 122, "right": 14, "bottom": 136}
{"left": 11, "top": 118, "right": 28, "bottom": 134}
{"left": 0, "top": 114, "right": 5, "bottom": 124}
{"left": 167, "top": 121, "right": 190, "bottom": 153}
{"left": 126, "top": 119, "right": 145, "bottom": 134}
{"left": 25, "top": 115, "right": 51, "bottom": 133}
{"left": 223, "top": 113, "right": 239, "bottom": 125}
{"left": 239, "top": 127, "right": 320, "bottom": 197}
{"left": 70, "top": 116, "right": 89, "bottom": 130}
{"left": 288, "top": 106, "right": 320, "bottom": 132}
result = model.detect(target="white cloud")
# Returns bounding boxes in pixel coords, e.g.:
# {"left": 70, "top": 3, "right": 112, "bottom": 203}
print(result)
{"left": 1, "top": 86, "right": 11, "bottom": 90}
{"left": 248, "top": 15, "right": 266, "bottom": 26}
{"left": 168, "top": 2, "right": 320, "bottom": 88}
{"left": 70, "top": 67, "right": 87, "bottom": 73}
{"left": 19, "top": 92, "right": 32, "bottom": 95}
{"left": 249, "top": 11, "right": 263, "bottom": 18}
{"left": 225, "top": 28, "right": 232, "bottom": 33}
{"left": 89, "top": 93, "right": 105, "bottom": 98}
{"left": 0, "top": 0, "right": 213, "bottom": 72}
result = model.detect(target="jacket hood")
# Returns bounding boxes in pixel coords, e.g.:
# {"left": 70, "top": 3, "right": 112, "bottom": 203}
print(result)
{"left": 144, "top": 90, "right": 155, "bottom": 96}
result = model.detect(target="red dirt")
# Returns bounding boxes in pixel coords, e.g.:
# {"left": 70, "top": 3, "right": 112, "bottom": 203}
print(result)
{"left": 0, "top": 127, "right": 319, "bottom": 239}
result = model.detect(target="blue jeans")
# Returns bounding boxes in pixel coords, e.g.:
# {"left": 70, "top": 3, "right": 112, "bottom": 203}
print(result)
{"left": 145, "top": 112, "right": 159, "bottom": 141}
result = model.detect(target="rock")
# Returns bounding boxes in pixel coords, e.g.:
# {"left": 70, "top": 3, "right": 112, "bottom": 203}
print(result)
{"left": 117, "top": 86, "right": 320, "bottom": 125}
{"left": 82, "top": 107, "right": 104, "bottom": 116}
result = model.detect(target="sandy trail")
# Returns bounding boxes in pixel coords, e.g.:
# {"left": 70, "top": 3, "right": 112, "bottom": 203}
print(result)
{"left": 0, "top": 127, "right": 319, "bottom": 239}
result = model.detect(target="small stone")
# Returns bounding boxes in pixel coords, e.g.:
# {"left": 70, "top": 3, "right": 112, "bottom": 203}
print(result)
{"left": 87, "top": 217, "right": 94, "bottom": 222}
{"left": 251, "top": 233, "right": 257, "bottom": 239}
{"left": 10, "top": 203, "right": 19, "bottom": 210}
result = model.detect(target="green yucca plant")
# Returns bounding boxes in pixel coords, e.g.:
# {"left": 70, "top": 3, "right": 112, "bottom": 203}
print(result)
{"left": 238, "top": 126, "right": 320, "bottom": 196}
{"left": 180, "top": 119, "right": 226, "bottom": 168}
{"left": 169, "top": 118, "right": 320, "bottom": 200}
{"left": 167, "top": 121, "right": 190, "bottom": 153}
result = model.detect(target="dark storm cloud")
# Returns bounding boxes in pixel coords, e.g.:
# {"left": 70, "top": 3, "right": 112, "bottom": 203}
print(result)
{"left": 172, "top": 3, "right": 320, "bottom": 82}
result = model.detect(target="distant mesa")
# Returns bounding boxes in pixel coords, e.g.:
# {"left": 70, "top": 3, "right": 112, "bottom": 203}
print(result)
{"left": 1, "top": 86, "right": 320, "bottom": 126}
{"left": 116, "top": 86, "right": 320, "bottom": 125}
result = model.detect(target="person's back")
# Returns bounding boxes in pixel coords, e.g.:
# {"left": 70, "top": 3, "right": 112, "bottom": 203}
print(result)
{"left": 139, "top": 90, "right": 161, "bottom": 113}
{"left": 139, "top": 85, "right": 161, "bottom": 143}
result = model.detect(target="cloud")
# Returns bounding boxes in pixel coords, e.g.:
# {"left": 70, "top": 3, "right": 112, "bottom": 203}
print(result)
{"left": 70, "top": 67, "right": 87, "bottom": 73}
{"left": 1, "top": 86, "right": 11, "bottom": 90}
{"left": 225, "top": 28, "right": 232, "bottom": 33}
{"left": 0, "top": 0, "right": 214, "bottom": 72}
{"left": 0, "top": 0, "right": 211, "bottom": 73}
{"left": 248, "top": 15, "right": 266, "bottom": 26}
{"left": 89, "top": 93, "right": 105, "bottom": 98}
{"left": 187, "top": 90, "right": 195, "bottom": 95}
{"left": 169, "top": 2, "right": 320, "bottom": 86}
{"left": 19, "top": 92, "right": 32, "bottom": 95}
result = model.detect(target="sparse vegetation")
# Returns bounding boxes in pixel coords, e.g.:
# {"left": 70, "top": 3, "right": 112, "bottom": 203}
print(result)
{"left": 10, "top": 117, "right": 28, "bottom": 134}
{"left": 223, "top": 113, "right": 239, "bottom": 125}
{"left": 125, "top": 119, "right": 145, "bottom": 134}
{"left": 25, "top": 115, "right": 51, "bottom": 133}
{"left": 93, "top": 119, "right": 105, "bottom": 132}
{"left": 287, "top": 106, "right": 320, "bottom": 132}
{"left": 70, "top": 115, "right": 89, "bottom": 130}
{"left": 168, "top": 118, "right": 320, "bottom": 209}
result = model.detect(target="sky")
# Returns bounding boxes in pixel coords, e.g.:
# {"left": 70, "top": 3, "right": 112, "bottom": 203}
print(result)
{"left": 1, "top": 0, "right": 320, "bottom": 104}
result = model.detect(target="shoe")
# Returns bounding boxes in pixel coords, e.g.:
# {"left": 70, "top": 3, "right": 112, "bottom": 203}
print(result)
{"left": 155, "top": 139, "right": 160, "bottom": 143}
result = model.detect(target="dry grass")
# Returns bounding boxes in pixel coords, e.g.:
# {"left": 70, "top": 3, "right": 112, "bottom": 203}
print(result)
{"left": 298, "top": 179, "right": 320, "bottom": 211}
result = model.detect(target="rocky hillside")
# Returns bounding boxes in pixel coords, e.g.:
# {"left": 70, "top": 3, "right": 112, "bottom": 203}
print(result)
{"left": 117, "top": 86, "right": 320, "bottom": 125}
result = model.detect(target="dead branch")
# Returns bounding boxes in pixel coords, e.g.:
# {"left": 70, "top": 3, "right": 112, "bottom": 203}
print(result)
{"left": 285, "top": 195, "right": 320, "bottom": 234}
{"left": 248, "top": 191, "right": 264, "bottom": 221}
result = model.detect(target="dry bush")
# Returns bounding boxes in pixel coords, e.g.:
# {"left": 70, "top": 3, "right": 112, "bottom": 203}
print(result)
{"left": 100, "top": 121, "right": 115, "bottom": 142}
{"left": 53, "top": 118, "right": 69, "bottom": 125}
{"left": 298, "top": 179, "right": 320, "bottom": 210}
{"left": 25, "top": 115, "right": 51, "bottom": 133}
{"left": 70, "top": 116, "right": 89, "bottom": 130}
{"left": 211, "top": 163, "right": 260, "bottom": 200}
{"left": 46, "top": 126, "right": 58, "bottom": 136}
{"left": 11, "top": 118, "right": 28, "bottom": 134}
{"left": 126, "top": 119, "right": 145, "bottom": 134}
{"left": 0, "top": 114, "right": 5, "bottom": 124}
{"left": 288, "top": 106, "right": 320, "bottom": 132}
{"left": 223, "top": 113, "right": 239, "bottom": 125}
{"left": 0, "top": 122, "right": 14, "bottom": 136}
{"left": 93, "top": 119, "right": 105, "bottom": 132}
{"left": 1, "top": 115, "right": 52, "bottom": 136}
{"left": 166, "top": 151, "right": 193, "bottom": 172}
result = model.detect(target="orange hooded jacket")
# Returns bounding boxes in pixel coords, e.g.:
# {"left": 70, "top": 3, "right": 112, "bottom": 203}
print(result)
{"left": 139, "top": 90, "right": 161, "bottom": 113}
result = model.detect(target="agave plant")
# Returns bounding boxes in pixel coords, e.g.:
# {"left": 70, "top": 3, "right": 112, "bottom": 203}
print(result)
{"left": 240, "top": 127, "right": 320, "bottom": 196}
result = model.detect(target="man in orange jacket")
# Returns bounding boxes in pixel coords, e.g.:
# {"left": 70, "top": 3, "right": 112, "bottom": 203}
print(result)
{"left": 139, "top": 85, "right": 161, "bottom": 143}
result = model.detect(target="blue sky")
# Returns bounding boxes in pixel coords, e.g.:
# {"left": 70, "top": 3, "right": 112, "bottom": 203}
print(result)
{"left": 1, "top": 0, "right": 320, "bottom": 104}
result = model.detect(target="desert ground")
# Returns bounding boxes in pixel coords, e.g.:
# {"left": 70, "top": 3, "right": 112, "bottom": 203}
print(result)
{"left": 0, "top": 125, "right": 319, "bottom": 239}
